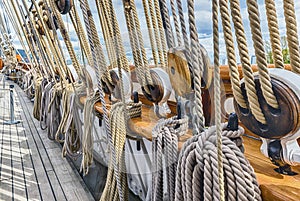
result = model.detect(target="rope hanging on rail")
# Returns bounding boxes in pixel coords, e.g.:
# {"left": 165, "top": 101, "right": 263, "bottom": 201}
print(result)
{"left": 151, "top": 116, "right": 188, "bottom": 201}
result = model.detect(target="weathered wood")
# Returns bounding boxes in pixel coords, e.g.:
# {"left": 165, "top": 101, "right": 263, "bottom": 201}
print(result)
{"left": 0, "top": 83, "right": 94, "bottom": 201}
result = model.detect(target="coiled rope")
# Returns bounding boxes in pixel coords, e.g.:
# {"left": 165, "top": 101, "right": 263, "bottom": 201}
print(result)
{"left": 151, "top": 116, "right": 188, "bottom": 201}
{"left": 80, "top": 92, "right": 100, "bottom": 175}
{"left": 175, "top": 124, "right": 261, "bottom": 201}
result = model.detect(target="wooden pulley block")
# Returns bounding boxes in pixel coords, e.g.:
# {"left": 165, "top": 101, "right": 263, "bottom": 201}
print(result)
{"left": 36, "top": 20, "right": 45, "bottom": 35}
{"left": 56, "top": 0, "right": 73, "bottom": 15}
{"left": 109, "top": 68, "right": 132, "bottom": 102}
{"left": 142, "top": 68, "right": 172, "bottom": 105}
{"left": 199, "top": 44, "right": 213, "bottom": 89}
{"left": 234, "top": 69, "right": 300, "bottom": 139}
{"left": 167, "top": 47, "right": 192, "bottom": 97}
{"left": 167, "top": 46, "right": 213, "bottom": 97}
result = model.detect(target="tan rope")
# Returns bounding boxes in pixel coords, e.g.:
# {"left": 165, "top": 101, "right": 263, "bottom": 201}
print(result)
{"left": 170, "top": 0, "right": 183, "bottom": 46}
{"left": 175, "top": 124, "right": 261, "bottom": 201}
{"left": 142, "top": 0, "right": 159, "bottom": 66}
{"left": 213, "top": 0, "right": 224, "bottom": 200}
{"left": 49, "top": 0, "right": 82, "bottom": 77}
{"left": 246, "top": 0, "right": 279, "bottom": 110}
{"left": 188, "top": 0, "right": 205, "bottom": 132}
{"left": 283, "top": 0, "right": 300, "bottom": 74}
{"left": 228, "top": 0, "right": 267, "bottom": 124}
{"left": 69, "top": 6, "right": 93, "bottom": 66}
{"left": 265, "top": 0, "right": 284, "bottom": 69}
{"left": 219, "top": 0, "right": 248, "bottom": 109}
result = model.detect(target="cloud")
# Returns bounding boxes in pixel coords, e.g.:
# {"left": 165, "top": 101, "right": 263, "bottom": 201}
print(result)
{"left": 6, "top": 0, "right": 300, "bottom": 65}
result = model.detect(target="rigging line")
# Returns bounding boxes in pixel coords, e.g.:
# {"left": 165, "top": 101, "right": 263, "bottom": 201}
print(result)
{"left": 2, "top": 1, "right": 34, "bottom": 68}
{"left": 31, "top": 0, "right": 71, "bottom": 84}
{"left": 42, "top": 0, "right": 77, "bottom": 83}
{"left": 8, "top": 0, "right": 43, "bottom": 76}
{"left": 213, "top": 0, "right": 224, "bottom": 200}
{"left": 17, "top": 1, "right": 57, "bottom": 81}
{"left": 46, "top": 0, "right": 82, "bottom": 79}
{"left": 15, "top": 1, "right": 52, "bottom": 79}
{"left": 69, "top": 6, "right": 93, "bottom": 66}
{"left": 229, "top": 0, "right": 267, "bottom": 124}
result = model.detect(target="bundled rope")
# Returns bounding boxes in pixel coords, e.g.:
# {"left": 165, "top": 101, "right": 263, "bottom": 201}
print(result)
{"left": 40, "top": 81, "right": 54, "bottom": 130}
{"left": 175, "top": 123, "right": 261, "bottom": 201}
{"left": 80, "top": 92, "right": 100, "bottom": 175}
{"left": 55, "top": 84, "right": 74, "bottom": 142}
{"left": 47, "top": 83, "right": 62, "bottom": 140}
{"left": 100, "top": 101, "right": 142, "bottom": 201}
{"left": 152, "top": 115, "right": 188, "bottom": 201}
{"left": 33, "top": 77, "right": 45, "bottom": 120}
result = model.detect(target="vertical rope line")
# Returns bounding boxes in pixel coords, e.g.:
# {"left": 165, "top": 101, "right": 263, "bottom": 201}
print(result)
{"left": 142, "top": 0, "right": 159, "bottom": 66}
{"left": 230, "top": 0, "right": 267, "bottom": 124}
{"left": 188, "top": 0, "right": 205, "bottom": 133}
{"left": 213, "top": 0, "right": 224, "bottom": 200}
{"left": 219, "top": 0, "right": 247, "bottom": 109}
{"left": 265, "top": 0, "right": 284, "bottom": 69}
{"left": 69, "top": 6, "right": 93, "bottom": 66}
{"left": 175, "top": 0, "right": 193, "bottom": 77}
{"left": 283, "top": 0, "right": 300, "bottom": 74}
{"left": 153, "top": 0, "right": 168, "bottom": 68}
{"left": 148, "top": 0, "right": 166, "bottom": 67}
{"left": 246, "top": 0, "right": 279, "bottom": 111}
{"left": 170, "top": 0, "right": 183, "bottom": 46}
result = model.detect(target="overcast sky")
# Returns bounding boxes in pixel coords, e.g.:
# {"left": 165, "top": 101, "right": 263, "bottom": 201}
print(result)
{"left": 5, "top": 0, "right": 300, "bottom": 64}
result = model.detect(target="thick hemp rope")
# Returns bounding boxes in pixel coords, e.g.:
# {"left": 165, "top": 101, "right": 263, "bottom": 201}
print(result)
{"left": 227, "top": 0, "right": 267, "bottom": 124}
{"left": 80, "top": 92, "right": 100, "bottom": 175}
{"left": 265, "top": 0, "right": 284, "bottom": 69}
{"left": 151, "top": 116, "right": 188, "bottom": 201}
{"left": 187, "top": 0, "right": 205, "bottom": 133}
{"left": 175, "top": 123, "right": 262, "bottom": 201}
{"left": 213, "top": 0, "right": 224, "bottom": 199}
{"left": 47, "top": 82, "right": 62, "bottom": 140}
{"left": 246, "top": 0, "right": 279, "bottom": 110}
{"left": 123, "top": 0, "right": 153, "bottom": 91}
{"left": 283, "top": 0, "right": 300, "bottom": 74}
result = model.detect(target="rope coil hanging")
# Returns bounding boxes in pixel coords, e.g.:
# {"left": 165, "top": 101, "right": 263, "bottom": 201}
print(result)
{"left": 152, "top": 115, "right": 188, "bottom": 201}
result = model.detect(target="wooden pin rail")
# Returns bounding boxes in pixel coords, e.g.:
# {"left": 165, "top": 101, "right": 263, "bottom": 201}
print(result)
{"left": 79, "top": 64, "right": 300, "bottom": 201}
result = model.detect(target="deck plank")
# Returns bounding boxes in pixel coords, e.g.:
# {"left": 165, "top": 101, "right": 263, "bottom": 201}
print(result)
{"left": 0, "top": 82, "right": 94, "bottom": 201}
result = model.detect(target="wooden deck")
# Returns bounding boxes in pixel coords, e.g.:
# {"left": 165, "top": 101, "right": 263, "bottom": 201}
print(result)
{"left": 0, "top": 81, "right": 94, "bottom": 201}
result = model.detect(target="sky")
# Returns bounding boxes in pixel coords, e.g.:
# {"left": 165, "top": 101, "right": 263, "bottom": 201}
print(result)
{"left": 4, "top": 0, "right": 300, "bottom": 65}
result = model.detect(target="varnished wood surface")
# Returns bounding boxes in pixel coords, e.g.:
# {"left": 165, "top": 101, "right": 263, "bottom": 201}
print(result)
{"left": 80, "top": 95, "right": 300, "bottom": 201}
{"left": 80, "top": 64, "right": 300, "bottom": 201}
{"left": 244, "top": 137, "right": 300, "bottom": 201}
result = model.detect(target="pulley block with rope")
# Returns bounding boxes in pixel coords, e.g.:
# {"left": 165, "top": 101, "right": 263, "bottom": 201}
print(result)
{"left": 167, "top": 45, "right": 213, "bottom": 97}
{"left": 234, "top": 68, "right": 300, "bottom": 139}
{"left": 141, "top": 68, "right": 172, "bottom": 116}
{"left": 108, "top": 68, "right": 133, "bottom": 103}
{"left": 55, "top": 0, "right": 73, "bottom": 15}
{"left": 235, "top": 68, "right": 300, "bottom": 168}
